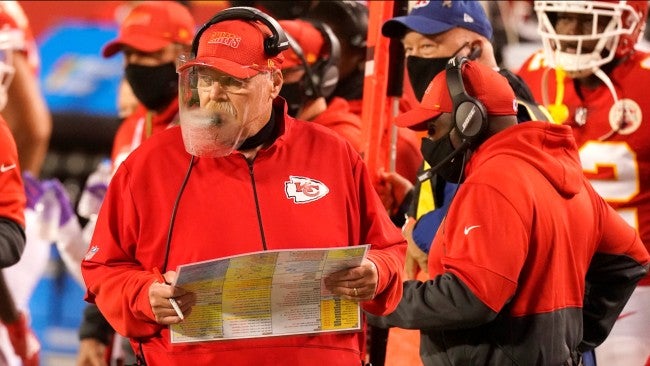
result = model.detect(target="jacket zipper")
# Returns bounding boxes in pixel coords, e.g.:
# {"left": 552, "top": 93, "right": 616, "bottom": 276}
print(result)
{"left": 247, "top": 159, "right": 268, "bottom": 251}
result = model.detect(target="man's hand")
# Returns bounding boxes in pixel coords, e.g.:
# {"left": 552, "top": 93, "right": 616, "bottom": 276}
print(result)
{"left": 148, "top": 270, "right": 196, "bottom": 324}
{"left": 4, "top": 311, "right": 40, "bottom": 366}
{"left": 403, "top": 217, "right": 429, "bottom": 280}
{"left": 323, "top": 259, "right": 378, "bottom": 301}
{"left": 76, "top": 338, "right": 108, "bottom": 366}
{"left": 376, "top": 169, "right": 414, "bottom": 215}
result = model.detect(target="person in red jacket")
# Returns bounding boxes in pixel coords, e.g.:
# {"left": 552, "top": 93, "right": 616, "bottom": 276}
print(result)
{"left": 81, "top": 7, "right": 406, "bottom": 365}
{"left": 0, "top": 114, "right": 39, "bottom": 366}
{"left": 76, "top": 2, "right": 196, "bottom": 365}
{"left": 0, "top": 4, "right": 44, "bottom": 365}
{"left": 0, "top": 1, "right": 51, "bottom": 177}
{"left": 517, "top": 2, "right": 650, "bottom": 364}
{"left": 278, "top": 18, "right": 362, "bottom": 153}
{"left": 369, "top": 57, "right": 649, "bottom": 365}
{"left": 305, "top": 1, "right": 422, "bottom": 190}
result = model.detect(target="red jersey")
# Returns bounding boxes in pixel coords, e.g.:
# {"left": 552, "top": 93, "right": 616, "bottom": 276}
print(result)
{"left": 519, "top": 50, "right": 650, "bottom": 285}
{"left": 111, "top": 99, "right": 179, "bottom": 169}
{"left": 0, "top": 117, "right": 25, "bottom": 227}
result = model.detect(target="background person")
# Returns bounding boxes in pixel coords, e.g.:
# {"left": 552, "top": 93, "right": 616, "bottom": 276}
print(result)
{"left": 380, "top": 0, "right": 499, "bottom": 282}
{"left": 0, "top": 3, "right": 52, "bottom": 365}
{"left": 0, "top": 1, "right": 51, "bottom": 177}
{"left": 306, "top": 0, "right": 423, "bottom": 194}
{"left": 278, "top": 18, "right": 362, "bottom": 152}
{"left": 380, "top": 0, "right": 552, "bottom": 282}
{"left": 0, "top": 85, "right": 38, "bottom": 366}
{"left": 75, "top": 2, "right": 196, "bottom": 366}
{"left": 517, "top": 1, "right": 650, "bottom": 364}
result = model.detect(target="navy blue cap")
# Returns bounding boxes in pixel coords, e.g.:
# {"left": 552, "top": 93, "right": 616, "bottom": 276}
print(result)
{"left": 382, "top": 0, "right": 493, "bottom": 40}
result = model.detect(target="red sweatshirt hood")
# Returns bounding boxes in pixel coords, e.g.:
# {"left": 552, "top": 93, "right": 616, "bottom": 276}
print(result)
{"left": 466, "top": 122, "right": 583, "bottom": 197}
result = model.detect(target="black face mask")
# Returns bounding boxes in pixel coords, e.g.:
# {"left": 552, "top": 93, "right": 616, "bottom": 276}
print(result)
{"left": 406, "top": 42, "right": 478, "bottom": 102}
{"left": 125, "top": 62, "right": 178, "bottom": 111}
{"left": 407, "top": 56, "right": 449, "bottom": 102}
{"left": 420, "top": 134, "right": 468, "bottom": 183}
{"left": 279, "top": 82, "right": 305, "bottom": 117}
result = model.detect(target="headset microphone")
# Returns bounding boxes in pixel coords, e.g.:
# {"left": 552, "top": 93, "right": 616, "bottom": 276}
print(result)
{"left": 417, "top": 140, "right": 470, "bottom": 183}
{"left": 418, "top": 56, "right": 485, "bottom": 183}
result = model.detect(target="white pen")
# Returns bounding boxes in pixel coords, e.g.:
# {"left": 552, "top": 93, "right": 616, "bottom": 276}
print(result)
{"left": 167, "top": 297, "right": 184, "bottom": 320}
{"left": 153, "top": 267, "right": 185, "bottom": 320}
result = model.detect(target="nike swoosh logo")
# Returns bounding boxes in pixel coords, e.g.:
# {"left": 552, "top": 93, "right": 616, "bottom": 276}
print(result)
{"left": 464, "top": 225, "right": 481, "bottom": 235}
{"left": 0, "top": 163, "right": 16, "bottom": 173}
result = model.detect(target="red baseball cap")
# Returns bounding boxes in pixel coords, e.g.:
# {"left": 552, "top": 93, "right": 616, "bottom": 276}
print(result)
{"left": 278, "top": 19, "right": 324, "bottom": 69}
{"left": 395, "top": 60, "right": 518, "bottom": 130}
{"left": 102, "top": 1, "right": 195, "bottom": 58}
{"left": 178, "top": 19, "right": 284, "bottom": 79}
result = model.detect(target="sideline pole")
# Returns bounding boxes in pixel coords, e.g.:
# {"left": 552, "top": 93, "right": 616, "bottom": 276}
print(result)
{"left": 359, "top": 0, "right": 394, "bottom": 182}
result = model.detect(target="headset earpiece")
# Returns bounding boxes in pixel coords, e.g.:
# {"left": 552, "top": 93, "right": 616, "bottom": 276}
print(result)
{"left": 191, "top": 6, "right": 289, "bottom": 59}
{"left": 284, "top": 32, "right": 319, "bottom": 98}
{"left": 310, "top": 21, "right": 340, "bottom": 99}
{"left": 284, "top": 20, "right": 340, "bottom": 99}
{"left": 445, "top": 56, "right": 488, "bottom": 143}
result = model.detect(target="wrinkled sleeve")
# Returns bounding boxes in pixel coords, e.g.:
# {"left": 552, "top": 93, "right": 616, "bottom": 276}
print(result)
{"left": 580, "top": 198, "right": 649, "bottom": 351}
{"left": 0, "top": 218, "right": 25, "bottom": 268}
{"left": 368, "top": 275, "right": 497, "bottom": 330}
{"left": 369, "top": 183, "right": 524, "bottom": 329}
{"left": 81, "top": 164, "right": 163, "bottom": 338}
{"left": 353, "top": 157, "right": 406, "bottom": 316}
{"left": 78, "top": 303, "right": 114, "bottom": 344}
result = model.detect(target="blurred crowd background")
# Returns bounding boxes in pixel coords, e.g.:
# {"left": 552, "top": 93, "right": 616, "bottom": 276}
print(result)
{"left": 10, "top": 1, "right": 650, "bottom": 364}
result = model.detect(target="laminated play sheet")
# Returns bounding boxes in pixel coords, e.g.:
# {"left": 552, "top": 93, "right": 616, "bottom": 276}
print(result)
{"left": 170, "top": 245, "right": 369, "bottom": 343}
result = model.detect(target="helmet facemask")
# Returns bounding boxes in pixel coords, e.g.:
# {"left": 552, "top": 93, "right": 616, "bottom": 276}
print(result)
{"left": 535, "top": 1, "right": 642, "bottom": 78}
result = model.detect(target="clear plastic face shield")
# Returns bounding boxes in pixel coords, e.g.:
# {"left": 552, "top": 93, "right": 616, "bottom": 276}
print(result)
{"left": 177, "top": 55, "right": 272, "bottom": 157}
{"left": 535, "top": 1, "right": 641, "bottom": 78}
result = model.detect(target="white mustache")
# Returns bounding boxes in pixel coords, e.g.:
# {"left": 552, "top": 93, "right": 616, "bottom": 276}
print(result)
{"left": 184, "top": 106, "right": 237, "bottom": 127}
{"left": 204, "top": 101, "right": 237, "bottom": 120}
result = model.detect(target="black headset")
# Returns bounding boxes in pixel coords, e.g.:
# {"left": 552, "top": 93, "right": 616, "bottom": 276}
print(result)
{"left": 284, "top": 20, "right": 341, "bottom": 99}
{"left": 445, "top": 56, "right": 488, "bottom": 144}
{"left": 190, "top": 6, "right": 290, "bottom": 59}
{"left": 306, "top": 1, "right": 367, "bottom": 49}
{"left": 333, "top": 1, "right": 368, "bottom": 48}
{"left": 416, "top": 56, "right": 489, "bottom": 184}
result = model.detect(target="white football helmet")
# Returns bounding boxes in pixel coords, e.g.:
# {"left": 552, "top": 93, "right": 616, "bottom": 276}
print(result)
{"left": 0, "top": 26, "right": 23, "bottom": 110}
{"left": 535, "top": 1, "right": 648, "bottom": 77}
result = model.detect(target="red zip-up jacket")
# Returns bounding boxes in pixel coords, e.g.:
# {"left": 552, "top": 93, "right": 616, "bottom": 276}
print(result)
{"left": 81, "top": 100, "right": 406, "bottom": 365}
